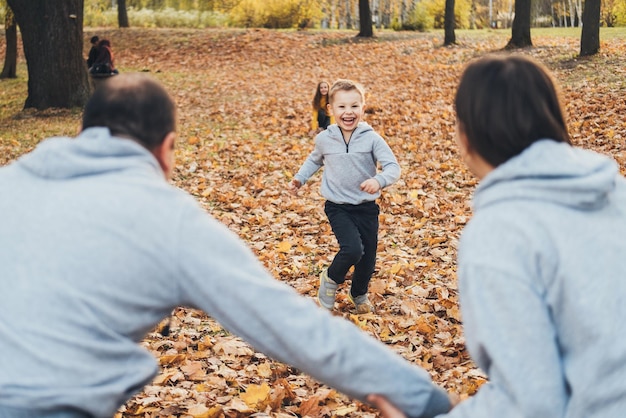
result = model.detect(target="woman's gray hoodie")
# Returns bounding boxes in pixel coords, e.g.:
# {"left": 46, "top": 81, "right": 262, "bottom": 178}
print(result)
{"left": 447, "top": 140, "right": 626, "bottom": 418}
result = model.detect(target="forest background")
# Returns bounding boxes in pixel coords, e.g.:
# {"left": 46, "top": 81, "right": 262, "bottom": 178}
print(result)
{"left": 2, "top": 20, "right": 626, "bottom": 418}
{"left": 80, "top": 0, "right": 626, "bottom": 32}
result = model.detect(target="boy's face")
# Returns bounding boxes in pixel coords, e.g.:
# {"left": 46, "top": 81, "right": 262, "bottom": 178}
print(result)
{"left": 328, "top": 89, "right": 364, "bottom": 133}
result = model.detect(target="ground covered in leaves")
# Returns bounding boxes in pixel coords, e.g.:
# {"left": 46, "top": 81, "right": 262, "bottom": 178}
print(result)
{"left": 2, "top": 27, "right": 626, "bottom": 418}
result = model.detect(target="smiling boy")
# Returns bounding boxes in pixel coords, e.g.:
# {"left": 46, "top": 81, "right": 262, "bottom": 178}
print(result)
{"left": 290, "top": 79, "right": 401, "bottom": 313}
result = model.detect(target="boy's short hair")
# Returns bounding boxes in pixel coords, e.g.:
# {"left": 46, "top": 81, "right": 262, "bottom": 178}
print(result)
{"left": 329, "top": 79, "right": 366, "bottom": 104}
{"left": 455, "top": 54, "right": 570, "bottom": 167}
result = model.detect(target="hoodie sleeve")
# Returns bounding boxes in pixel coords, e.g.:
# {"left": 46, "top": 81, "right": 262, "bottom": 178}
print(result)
{"left": 446, "top": 215, "right": 568, "bottom": 418}
{"left": 175, "top": 203, "right": 451, "bottom": 418}
{"left": 294, "top": 136, "right": 324, "bottom": 185}
{"left": 371, "top": 135, "right": 400, "bottom": 188}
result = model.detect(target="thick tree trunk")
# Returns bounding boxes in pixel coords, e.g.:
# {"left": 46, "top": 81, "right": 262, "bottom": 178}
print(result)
{"left": 506, "top": 0, "right": 533, "bottom": 48}
{"left": 1, "top": 9, "right": 18, "bottom": 79}
{"left": 6, "top": 0, "right": 91, "bottom": 109}
{"left": 443, "top": 0, "right": 456, "bottom": 45}
{"left": 357, "top": 0, "right": 373, "bottom": 37}
{"left": 118, "top": 0, "right": 130, "bottom": 28}
{"left": 580, "top": 0, "right": 600, "bottom": 56}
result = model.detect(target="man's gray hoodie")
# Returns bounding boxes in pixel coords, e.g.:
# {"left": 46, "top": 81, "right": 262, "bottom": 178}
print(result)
{"left": 0, "top": 128, "right": 448, "bottom": 418}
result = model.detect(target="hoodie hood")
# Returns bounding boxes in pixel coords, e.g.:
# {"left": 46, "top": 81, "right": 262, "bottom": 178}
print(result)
{"left": 17, "top": 127, "right": 163, "bottom": 180}
{"left": 474, "top": 140, "right": 618, "bottom": 211}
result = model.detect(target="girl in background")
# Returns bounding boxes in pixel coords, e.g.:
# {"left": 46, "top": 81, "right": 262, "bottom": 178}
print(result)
{"left": 311, "top": 81, "right": 333, "bottom": 135}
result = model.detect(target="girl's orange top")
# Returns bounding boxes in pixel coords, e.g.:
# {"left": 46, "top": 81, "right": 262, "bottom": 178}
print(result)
{"left": 311, "top": 96, "right": 334, "bottom": 130}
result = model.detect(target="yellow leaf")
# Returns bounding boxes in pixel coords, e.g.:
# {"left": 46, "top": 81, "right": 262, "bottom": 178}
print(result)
{"left": 240, "top": 382, "right": 271, "bottom": 408}
{"left": 187, "top": 404, "right": 210, "bottom": 417}
{"left": 277, "top": 240, "right": 292, "bottom": 253}
{"left": 257, "top": 362, "right": 273, "bottom": 378}
{"left": 158, "top": 354, "right": 186, "bottom": 366}
{"left": 390, "top": 263, "right": 403, "bottom": 274}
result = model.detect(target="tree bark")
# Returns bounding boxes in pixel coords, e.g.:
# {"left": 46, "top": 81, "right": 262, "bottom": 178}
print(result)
{"left": 6, "top": 0, "right": 91, "bottom": 109}
{"left": 357, "top": 0, "right": 373, "bottom": 37}
{"left": 580, "top": 0, "right": 600, "bottom": 56}
{"left": 1, "top": 7, "right": 17, "bottom": 79}
{"left": 118, "top": 0, "right": 130, "bottom": 28}
{"left": 444, "top": 0, "right": 456, "bottom": 45}
{"left": 506, "top": 0, "right": 533, "bottom": 48}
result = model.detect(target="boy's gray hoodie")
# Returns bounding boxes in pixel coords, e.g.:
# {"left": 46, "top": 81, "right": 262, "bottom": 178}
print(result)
{"left": 447, "top": 140, "right": 626, "bottom": 417}
{"left": 0, "top": 128, "right": 449, "bottom": 418}
{"left": 294, "top": 123, "right": 400, "bottom": 204}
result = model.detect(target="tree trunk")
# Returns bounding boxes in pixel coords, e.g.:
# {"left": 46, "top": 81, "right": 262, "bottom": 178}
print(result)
{"left": 506, "top": 0, "right": 533, "bottom": 48}
{"left": 6, "top": 0, "right": 91, "bottom": 109}
{"left": 443, "top": 0, "right": 456, "bottom": 45}
{"left": 1, "top": 7, "right": 18, "bottom": 79}
{"left": 118, "top": 0, "right": 129, "bottom": 28}
{"left": 580, "top": 0, "right": 600, "bottom": 56}
{"left": 357, "top": 0, "right": 373, "bottom": 36}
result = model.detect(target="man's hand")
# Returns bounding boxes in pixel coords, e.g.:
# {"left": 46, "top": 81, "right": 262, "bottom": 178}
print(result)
{"left": 367, "top": 394, "right": 406, "bottom": 418}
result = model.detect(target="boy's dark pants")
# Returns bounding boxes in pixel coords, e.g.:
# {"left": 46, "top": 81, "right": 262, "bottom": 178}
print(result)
{"left": 324, "top": 200, "right": 379, "bottom": 298}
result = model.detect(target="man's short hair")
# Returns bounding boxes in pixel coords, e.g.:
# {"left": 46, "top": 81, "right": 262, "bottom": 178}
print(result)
{"left": 82, "top": 73, "right": 176, "bottom": 150}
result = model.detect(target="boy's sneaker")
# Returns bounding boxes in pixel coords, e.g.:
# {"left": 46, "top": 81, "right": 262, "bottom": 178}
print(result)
{"left": 349, "top": 293, "right": 374, "bottom": 314}
{"left": 317, "top": 269, "right": 338, "bottom": 310}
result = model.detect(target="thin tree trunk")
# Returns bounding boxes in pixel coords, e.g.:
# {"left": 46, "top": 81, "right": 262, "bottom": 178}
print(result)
{"left": 506, "top": 0, "right": 532, "bottom": 48}
{"left": 1, "top": 7, "right": 18, "bottom": 79}
{"left": 357, "top": 0, "right": 373, "bottom": 36}
{"left": 443, "top": 0, "right": 456, "bottom": 45}
{"left": 580, "top": 0, "right": 600, "bottom": 56}
{"left": 118, "top": 0, "right": 129, "bottom": 27}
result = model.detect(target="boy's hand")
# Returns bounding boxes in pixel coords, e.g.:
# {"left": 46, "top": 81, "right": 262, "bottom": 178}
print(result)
{"left": 289, "top": 179, "right": 302, "bottom": 195}
{"left": 360, "top": 178, "right": 381, "bottom": 194}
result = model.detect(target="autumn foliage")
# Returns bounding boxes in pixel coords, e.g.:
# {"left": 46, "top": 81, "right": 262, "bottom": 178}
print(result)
{"left": 1, "top": 28, "right": 626, "bottom": 417}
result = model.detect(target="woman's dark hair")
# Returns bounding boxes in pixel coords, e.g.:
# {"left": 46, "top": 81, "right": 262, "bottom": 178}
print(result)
{"left": 455, "top": 54, "right": 570, "bottom": 167}
{"left": 312, "top": 81, "right": 329, "bottom": 110}
{"left": 90, "top": 36, "right": 99, "bottom": 44}
{"left": 82, "top": 73, "right": 176, "bottom": 150}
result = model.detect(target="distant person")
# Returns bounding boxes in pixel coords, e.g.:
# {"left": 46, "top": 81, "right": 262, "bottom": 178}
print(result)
{"left": 310, "top": 81, "right": 333, "bottom": 135}
{"left": 0, "top": 73, "right": 451, "bottom": 418}
{"left": 373, "top": 54, "right": 626, "bottom": 417}
{"left": 290, "top": 79, "right": 401, "bottom": 314}
{"left": 86, "top": 35, "right": 99, "bottom": 70}
{"left": 90, "top": 38, "right": 118, "bottom": 75}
